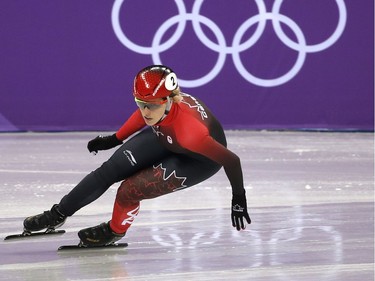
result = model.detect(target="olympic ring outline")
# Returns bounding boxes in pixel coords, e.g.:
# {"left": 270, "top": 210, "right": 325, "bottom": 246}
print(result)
{"left": 112, "top": 0, "right": 347, "bottom": 88}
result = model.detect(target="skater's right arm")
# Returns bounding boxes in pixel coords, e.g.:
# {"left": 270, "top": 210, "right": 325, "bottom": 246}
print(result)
{"left": 115, "top": 110, "right": 146, "bottom": 141}
{"left": 87, "top": 110, "right": 146, "bottom": 153}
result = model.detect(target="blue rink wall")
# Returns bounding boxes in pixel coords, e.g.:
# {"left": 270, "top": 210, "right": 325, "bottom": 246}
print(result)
{"left": 0, "top": 0, "right": 374, "bottom": 132}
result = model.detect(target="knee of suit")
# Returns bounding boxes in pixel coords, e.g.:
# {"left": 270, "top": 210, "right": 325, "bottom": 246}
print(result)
{"left": 93, "top": 161, "right": 123, "bottom": 187}
{"left": 115, "top": 180, "right": 141, "bottom": 206}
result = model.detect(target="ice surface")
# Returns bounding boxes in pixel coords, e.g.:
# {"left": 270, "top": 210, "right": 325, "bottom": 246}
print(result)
{"left": 0, "top": 131, "right": 373, "bottom": 280}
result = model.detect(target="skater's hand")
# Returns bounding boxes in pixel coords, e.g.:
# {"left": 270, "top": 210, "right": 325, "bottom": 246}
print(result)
{"left": 87, "top": 134, "right": 122, "bottom": 153}
{"left": 231, "top": 191, "right": 251, "bottom": 231}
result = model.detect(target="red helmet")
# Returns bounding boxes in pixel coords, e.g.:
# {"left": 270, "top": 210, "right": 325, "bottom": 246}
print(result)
{"left": 133, "top": 65, "right": 178, "bottom": 101}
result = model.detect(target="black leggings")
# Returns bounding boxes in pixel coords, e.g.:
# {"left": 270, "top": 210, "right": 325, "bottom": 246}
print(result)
{"left": 58, "top": 128, "right": 223, "bottom": 216}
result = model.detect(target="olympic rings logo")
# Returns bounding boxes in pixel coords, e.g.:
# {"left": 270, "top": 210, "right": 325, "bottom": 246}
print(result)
{"left": 111, "top": 0, "right": 347, "bottom": 88}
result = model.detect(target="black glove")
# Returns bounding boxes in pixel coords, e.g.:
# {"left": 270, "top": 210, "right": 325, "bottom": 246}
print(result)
{"left": 231, "top": 191, "right": 251, "bottom": 231}
{"left": 87, "top": 134, "right": 122, "bottom": 153}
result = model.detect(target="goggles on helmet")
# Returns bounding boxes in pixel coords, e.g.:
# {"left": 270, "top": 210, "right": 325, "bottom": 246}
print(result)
{"left": 134, "top": 97, "right": 168, "bottom": 111}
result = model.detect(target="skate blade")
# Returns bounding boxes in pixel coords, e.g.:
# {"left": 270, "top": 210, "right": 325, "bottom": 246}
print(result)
{"left": 58, "top": 242, "right": 128, "bottom": 251}
{"left": 4, "top": 229, "right": 66, "bottom": 240}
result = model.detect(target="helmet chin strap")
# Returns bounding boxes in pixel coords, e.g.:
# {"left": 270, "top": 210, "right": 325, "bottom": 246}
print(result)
{"left": 156, "top": 97, "right": 172, "bottom": 124}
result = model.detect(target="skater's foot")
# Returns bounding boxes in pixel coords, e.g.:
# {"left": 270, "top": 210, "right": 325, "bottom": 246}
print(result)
{"left": 78, "top": 222, "right": 125, "bottom": 247}
{"left": 23, "top": 204, "right": 67, "bottom": 232}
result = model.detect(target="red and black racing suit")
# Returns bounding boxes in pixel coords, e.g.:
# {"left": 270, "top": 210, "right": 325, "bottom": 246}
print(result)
{"left": 58, "top": 93, "right": 244, "bottom": 233}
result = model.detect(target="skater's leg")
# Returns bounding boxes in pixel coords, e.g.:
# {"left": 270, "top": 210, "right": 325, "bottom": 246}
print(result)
{"left": 24, "top": 129, "right": 169, "bottom": 232}
{"left": 109, "top": 155, "right": 222, "bottom": 234}
{"left": 58, "top": 128, "right": 169, "bottom": 216}
{"left": 110, "top": 200, "right": 139, "bottom": 234}
{"left": 77, "top": 155, "right": 221, "bottom": 246}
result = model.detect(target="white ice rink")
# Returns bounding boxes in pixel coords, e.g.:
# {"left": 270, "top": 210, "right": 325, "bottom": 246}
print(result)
{"left": 0, "top": 131, "right": 374, "bottom": 281}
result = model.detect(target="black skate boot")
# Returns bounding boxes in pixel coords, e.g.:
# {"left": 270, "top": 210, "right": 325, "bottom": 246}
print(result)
{"left": 23, "top": 204, "right": 67, "bottom": 232}
{"left": 78, "top": 222, "right": 125, "bottom": 247}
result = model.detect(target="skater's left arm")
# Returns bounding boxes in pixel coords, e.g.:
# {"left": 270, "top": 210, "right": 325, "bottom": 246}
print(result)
{"left": 180, "top": 125, "right": 251, "bottom": 231}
